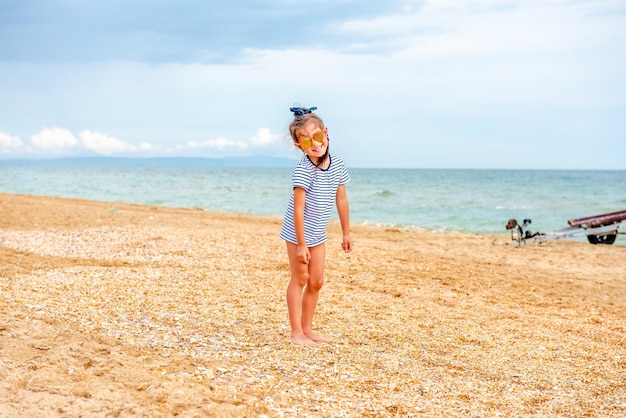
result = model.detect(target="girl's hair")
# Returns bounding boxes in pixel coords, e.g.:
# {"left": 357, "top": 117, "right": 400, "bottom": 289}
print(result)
{"left": 288, "top": 109, "right": 324, "bottom": 144}
{"left": 289, "top": 106, "right": 328, "bottom": 168}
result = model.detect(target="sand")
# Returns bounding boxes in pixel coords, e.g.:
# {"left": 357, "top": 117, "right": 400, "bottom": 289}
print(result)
{"left": 0, "top": 193, "right": 624, "bottom": 417}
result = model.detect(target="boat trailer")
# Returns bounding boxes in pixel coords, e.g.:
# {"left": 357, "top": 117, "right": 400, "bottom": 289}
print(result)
{"left": 504, "top": 209, "right": 626, "bottom": 247}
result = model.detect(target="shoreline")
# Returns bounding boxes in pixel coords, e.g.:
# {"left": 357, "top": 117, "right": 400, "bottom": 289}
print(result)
{"left": 1, "top": 193, "right": 625, "bottom": 416}
{"left": 3, "top": 191, "right": 624, "bottom": 246}
{"left": 3, "top": 166, "right": 625, "bottom": 239}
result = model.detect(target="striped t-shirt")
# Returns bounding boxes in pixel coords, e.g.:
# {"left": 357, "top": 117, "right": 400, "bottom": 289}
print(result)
{"left": 280, "top": 154, "right": 350, "bottom": 247}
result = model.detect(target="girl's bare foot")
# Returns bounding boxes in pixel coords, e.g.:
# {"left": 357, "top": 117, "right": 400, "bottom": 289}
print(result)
{"left": 305, "top": 331, "right": 329, "bottom": 343}
{"left": 290, "top": 333, "right": 318, "bottom": 346}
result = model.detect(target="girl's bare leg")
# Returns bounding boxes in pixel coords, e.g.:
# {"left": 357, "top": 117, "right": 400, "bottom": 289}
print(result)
{"left": 286, "top": 242, "right": 328, "bottom": 345}
{"left": 301, "top": 243, "right": 328, "bottom": 342}
{"left": 286, "top": 242, "right": 317, "bottom": 345}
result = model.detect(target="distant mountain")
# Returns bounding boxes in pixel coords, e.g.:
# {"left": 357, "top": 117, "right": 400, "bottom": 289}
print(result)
{"left": 2, "top": 156, "right": 299, "bottom": 168}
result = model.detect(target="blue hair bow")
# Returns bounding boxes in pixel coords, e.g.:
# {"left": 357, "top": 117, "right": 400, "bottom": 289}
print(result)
{"left": 290, "top": 106, "right": 317, "bottom": 116}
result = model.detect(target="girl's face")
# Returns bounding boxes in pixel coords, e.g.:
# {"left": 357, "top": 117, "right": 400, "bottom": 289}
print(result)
{"left": 295, "top": 120, "right": 328, "bottom": 158}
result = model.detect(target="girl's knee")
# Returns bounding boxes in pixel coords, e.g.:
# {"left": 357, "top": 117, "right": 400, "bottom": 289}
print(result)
{"left": 307, "top": 276, "right": 324, "bottom": 291}
{"left": 290, "top": 272, "right": 309, "bottom": 287}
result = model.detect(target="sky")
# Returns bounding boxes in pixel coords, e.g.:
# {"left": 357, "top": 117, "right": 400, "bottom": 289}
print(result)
{"left": 1, "top": 0, "right": 625, "bottom": 169}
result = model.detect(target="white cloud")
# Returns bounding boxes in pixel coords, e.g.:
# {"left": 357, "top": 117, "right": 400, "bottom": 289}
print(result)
{"left": 79, "top": 130, "right": 136, "bottom": 155}
{"left": 188, "top": 137, "right": 248, "bottom": 150}
{"left": 336, "top": 0, "right": 625, "bottom": 57}
{"left": 19, "top": 127, "right": 156, "bottom": 157}
{"left": 31, "top": 127, "right": 78, "bottom": 149}
{"left": 249, "top": 128, "right": 276, "bottom": 147}
{"left": 0, "top": 131, "right": 23, "bottom": 150}
{"left": 185, "top": 128, "right": 279, "bottom": 154}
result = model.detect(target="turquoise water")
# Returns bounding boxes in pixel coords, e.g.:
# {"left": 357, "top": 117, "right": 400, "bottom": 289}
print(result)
{"left": 1, "top": 159, "right": 625, "bottom": 244}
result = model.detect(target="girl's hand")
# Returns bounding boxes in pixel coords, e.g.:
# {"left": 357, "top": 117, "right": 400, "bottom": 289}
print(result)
{"left": 341, "top": 235, "right": 353, "bottom": 253}
{"left": 297, "top": 244, "right": 311, "bottom": 264}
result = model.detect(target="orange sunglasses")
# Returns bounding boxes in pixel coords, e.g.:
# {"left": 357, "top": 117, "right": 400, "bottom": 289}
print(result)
{"left": 299, "top": 131, "right": 326, "bottom": 149}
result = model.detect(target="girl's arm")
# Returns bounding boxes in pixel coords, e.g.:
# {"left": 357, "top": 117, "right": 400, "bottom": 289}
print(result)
{"left": 293, "top": 187, "right": 311, "bottom": 263}
{"left": 336, "top": 184, "right": 352, "bottom": 253}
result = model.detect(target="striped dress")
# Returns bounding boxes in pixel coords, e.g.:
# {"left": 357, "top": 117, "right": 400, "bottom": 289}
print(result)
{"left": 280, "top": 154, "right": 350, "bottom": 247}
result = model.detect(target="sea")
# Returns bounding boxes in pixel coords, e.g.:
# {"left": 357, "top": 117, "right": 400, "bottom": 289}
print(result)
{"left": 1, "top": 158, "right": 625, "bottom": 245}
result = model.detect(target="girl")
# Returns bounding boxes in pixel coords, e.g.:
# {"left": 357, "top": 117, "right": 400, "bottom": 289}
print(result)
{"left": 280, "top": 105, "right": 353, "bottom": 346}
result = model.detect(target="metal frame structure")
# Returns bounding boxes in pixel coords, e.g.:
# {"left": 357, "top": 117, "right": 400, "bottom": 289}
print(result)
{"left": 504, "top": 210, "right": 626, "bottom": 247}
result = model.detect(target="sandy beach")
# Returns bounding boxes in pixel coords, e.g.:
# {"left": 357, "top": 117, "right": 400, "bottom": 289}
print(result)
{"left": 1, "top": 193, "right": 624, "bottom": 417}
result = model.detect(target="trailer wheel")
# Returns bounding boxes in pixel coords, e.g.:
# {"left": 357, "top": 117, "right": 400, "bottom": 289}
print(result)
{"left": 587, "top": 234, "right": 617, "bottom": 245}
